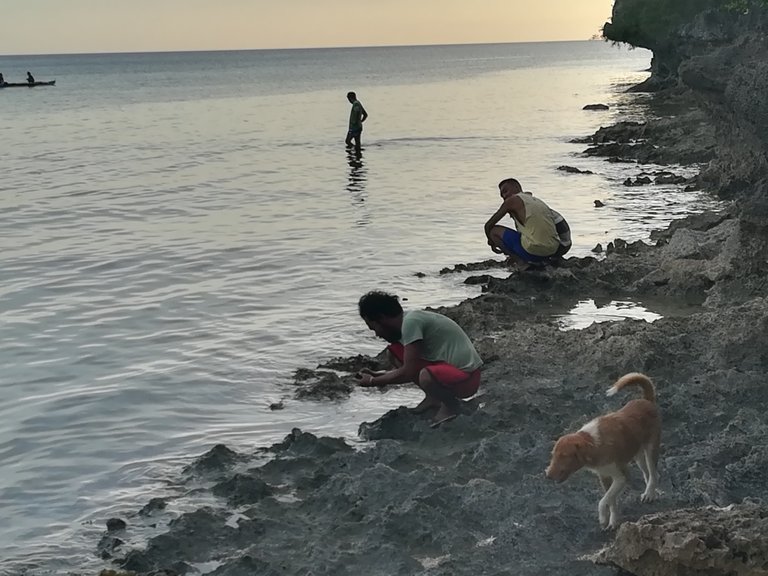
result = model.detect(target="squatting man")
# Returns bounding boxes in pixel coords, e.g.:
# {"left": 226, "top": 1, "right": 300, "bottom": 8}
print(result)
{"left": 356, "top": 291, "right": 483, "bottom": 427}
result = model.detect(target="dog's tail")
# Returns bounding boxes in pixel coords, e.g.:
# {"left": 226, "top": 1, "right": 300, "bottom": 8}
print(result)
{"left": 606, "top": 372, "right": 655, "bottom": 403}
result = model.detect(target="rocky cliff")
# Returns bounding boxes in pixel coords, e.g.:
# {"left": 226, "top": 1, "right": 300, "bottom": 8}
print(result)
{"left": 605, "top": 0, "right": 768, "bottom": 199}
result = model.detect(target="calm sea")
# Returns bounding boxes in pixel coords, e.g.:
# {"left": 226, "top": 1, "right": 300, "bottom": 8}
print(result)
{"left": 0, "top": 43, "right": 717, "bottom": 573}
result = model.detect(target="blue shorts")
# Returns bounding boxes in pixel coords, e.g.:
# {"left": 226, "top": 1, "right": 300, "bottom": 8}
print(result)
{"left": 502, "top": 228, "right": 549, "bottom": 263}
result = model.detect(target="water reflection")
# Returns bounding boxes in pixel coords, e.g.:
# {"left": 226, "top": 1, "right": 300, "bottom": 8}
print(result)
{"left": 556, "top": 299, "right": 663, "bottom": 331}
{"left": 346, "top": 150, "right": 369, "bottom": 226}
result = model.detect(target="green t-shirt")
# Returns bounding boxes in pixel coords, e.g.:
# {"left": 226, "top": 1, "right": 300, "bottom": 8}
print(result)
{"left": 401, "top": 309, "right": 483, "bottom": 372}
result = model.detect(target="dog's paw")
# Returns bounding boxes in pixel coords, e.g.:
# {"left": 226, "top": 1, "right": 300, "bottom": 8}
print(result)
{"left": 640, "top": 490, "right": 657, "bottom": 503}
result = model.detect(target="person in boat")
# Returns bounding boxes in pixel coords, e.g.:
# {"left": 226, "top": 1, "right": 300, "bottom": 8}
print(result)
{"left": 27, "top": 71, "right": 35, "bottom": 84}
{"left": 345, "top": 91, "right": 368, "bottom": 155}
{"left": 356, "top": 290, "right": 483, "bottom": 427}
{"left": 484, "top": 177, "right": 564, "bottom": 270}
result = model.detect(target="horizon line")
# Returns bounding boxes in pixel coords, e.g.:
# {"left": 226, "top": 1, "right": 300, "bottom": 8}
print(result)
{"left": 0, "top": 37, "right": 618, "bottom": 59}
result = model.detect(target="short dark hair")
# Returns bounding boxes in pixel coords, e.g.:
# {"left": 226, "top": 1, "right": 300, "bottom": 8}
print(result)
{"left": 358, "top": 291, "right": 402, "bottom": 320}
{"left": 498, "top": 178, "right": 522, "bottom": 192}
{"left": 347, "top": 91, "right": 356, "bottom": 99}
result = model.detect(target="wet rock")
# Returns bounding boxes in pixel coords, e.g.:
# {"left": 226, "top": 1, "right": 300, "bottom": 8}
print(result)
{"left": 207, "top": 555, "right": 282, "bottom": 576}
{"left": 358, "top": 406, "right": 426, "bottom": 441}
{"left": 97, "top": 534, "right": 124, "bottom": 559}
{"left": 464, "top": 274, "right": 493, "bottom": 285}
{"left": 592, "top": 243, "right": 604, "bottom": 253}
{"left": 120, "top": 508, "right": 232, "bottom": 573}
{"left": 183, "top": 444, "right": 243, "bottom": 476}
{"left": 594, "top": 200, "right": 605, "bottom": 207}
{"left": 414, "top": 271, "right": 426, "bottom": 277}
{"left": 317, "top": 354, "right": 383, "bottom": 373}
{"left": 271, "top": 428, "right": 353, "bottom": 458}
{"left": 583, "top": 103, "right": 610, "bottom": 110}
{"left": 106, "top": 518, "right": 127, "bottom": 532}
{"left": 292, "top": 368, "right": 355, "bottom": 400}
{"left": 557, "top": 165, "right": 594, "bottom": 174}
{"left": 268, "top": 401, "right": 284, "bottom": 411}
{"left": 623, "top": 175, "right": 653, "bottom": 186}
{"left": 439, "top": 259, "right": 509, "bottom": 274}
{"left": 587, "top": 502, "right": 768, "bottom": 576}
{"left": 213, "top": 474, "right": 272, "bottom": 506}
{"left": 655, "top": 172, "right": 688, "bottom": 185}
{"left": 139, "top": 497, "right": 167, "bottom": 517}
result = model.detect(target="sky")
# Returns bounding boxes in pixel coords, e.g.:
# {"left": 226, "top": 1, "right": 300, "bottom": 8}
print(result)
{"left": 1, "top": 0, "right": 616, "bottom": 55}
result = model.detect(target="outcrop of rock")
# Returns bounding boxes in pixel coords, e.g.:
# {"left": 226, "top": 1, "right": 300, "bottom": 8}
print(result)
{"left": 586, "top": 501, "right": 768, "bottom": 576}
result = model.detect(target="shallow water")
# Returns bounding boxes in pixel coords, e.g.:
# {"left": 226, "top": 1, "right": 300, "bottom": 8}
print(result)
{"left": 0, "top": 42, "right": 722, "bottom": 573}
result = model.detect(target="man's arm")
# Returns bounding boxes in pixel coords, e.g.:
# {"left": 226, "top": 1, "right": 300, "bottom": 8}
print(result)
{"left": 358, "top": 341, "right": 423, "bottom": 387}
{"left": 484, "top": 201, "right": 510, "bottom": 238}
{"left": 360, "top": 105, "right": 368, "bottom": 123}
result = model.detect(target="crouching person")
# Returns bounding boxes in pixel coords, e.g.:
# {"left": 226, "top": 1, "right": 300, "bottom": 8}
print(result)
{"left": 357, "top": 291, "right": 483, "bottom": 427}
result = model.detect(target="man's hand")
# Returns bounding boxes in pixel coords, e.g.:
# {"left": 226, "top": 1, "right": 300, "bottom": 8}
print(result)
{"left": 356, "top": 372, "right": 378, "bottom": 387}
{"left": 359, "top": 368, "right": 386, "bottom": 376}
{"left": 488, "top": 238, "right": 503, "bottom": 254}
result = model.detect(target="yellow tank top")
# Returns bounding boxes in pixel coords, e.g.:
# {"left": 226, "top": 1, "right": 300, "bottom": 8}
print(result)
{"left": 513, "top": 194, "right": 560, "bottom": 256}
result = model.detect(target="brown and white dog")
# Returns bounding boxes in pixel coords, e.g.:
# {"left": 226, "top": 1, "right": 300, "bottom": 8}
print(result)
{"left": 545, "top": 372, "right": 660, "bottom": 529}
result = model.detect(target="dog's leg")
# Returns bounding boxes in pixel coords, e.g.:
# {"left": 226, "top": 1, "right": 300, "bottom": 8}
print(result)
{"left": 635, "top": 453, "right": 649, "bottom": 486}
{"left": 641, "top": 438, "right": 660, "bottom": 503}
{"left": 599, "top": 475, "right": 613, "bottom": 492}
{"left": 599, "top": 468, "right": 627, "bottom": 530}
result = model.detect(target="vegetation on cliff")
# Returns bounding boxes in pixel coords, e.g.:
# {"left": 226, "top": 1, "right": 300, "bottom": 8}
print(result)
{"left": 603, "top": 0, "right": 766, "bottom": 49}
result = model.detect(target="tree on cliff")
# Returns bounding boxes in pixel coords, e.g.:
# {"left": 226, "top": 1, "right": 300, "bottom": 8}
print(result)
{"left": 603, "top": 0, "right": 720, "bottom": 50}
{"left": 603, "top": 0, "right": 768, "bottom": 50}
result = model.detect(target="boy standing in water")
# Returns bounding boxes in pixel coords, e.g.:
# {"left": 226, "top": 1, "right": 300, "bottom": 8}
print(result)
{"left": 356, "top": 291, "right": 482, "bottom": 427}
{"left": 345, "top": 91, "right": 368, "bottom": 154}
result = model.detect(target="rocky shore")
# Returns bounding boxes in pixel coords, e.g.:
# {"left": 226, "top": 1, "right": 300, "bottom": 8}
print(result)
{"left": 95, "top": 4, "right": 768, "bottom": 576}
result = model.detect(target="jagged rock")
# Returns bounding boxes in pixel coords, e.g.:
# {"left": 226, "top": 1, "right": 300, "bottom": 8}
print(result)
{"left": 558, "top": 165, "right": 594, "bottom": 174}
{"left": 139, "top": 498, "right": 167, "bottom": 517}
{"left": 439, "top": 259, "right": 509, "bottom": 274}
{"left": 106, "top": 518, "right": 127, "bottom": 532}
{"left": 293, "top": 369, "right": 355, "bottom": 400}
{"left": 594, "top": 200, "right": 606, "bottom": 207}
{"left": 212, "top": 474, "right": 273, "bottom": 506}
{"left": 587, "top": 502, "right": 768, "bottom": 576}
{"left": 592, "top": 243, "right": 604, "bottom": 253}
{"left": 583, "top": 103, "right": 610, "bottom": 110}
{"left": 464, "top": 274, "right": 493, "bottom": 285}
{"left": 317, "top": 354, "right": 384, "bottom": 373}
{"left": 97, "top": 534, "right": 124, "bottom": 559}
{"left": 183, "top": 444, "right": 243, "bottom": 476}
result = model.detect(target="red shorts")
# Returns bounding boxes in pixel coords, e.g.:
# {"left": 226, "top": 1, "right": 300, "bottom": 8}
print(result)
{"left": 387, "top": 343, "right": 481, "bottom": 399}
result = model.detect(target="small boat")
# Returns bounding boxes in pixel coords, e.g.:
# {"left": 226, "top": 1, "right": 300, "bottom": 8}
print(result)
{"left": 0, "top": 80, "right": 56, "bottom": 88}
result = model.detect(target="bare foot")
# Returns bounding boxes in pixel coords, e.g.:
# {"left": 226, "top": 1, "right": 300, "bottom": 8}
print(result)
{"left": 409, "top": 397, "right": 440, "bottom": 414}
{"left": 430, "top": 405, "right": 458, "bottom": 428}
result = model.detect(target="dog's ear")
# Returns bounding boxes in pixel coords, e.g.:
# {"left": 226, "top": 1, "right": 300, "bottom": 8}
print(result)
{"left": 574, "top": 437, "right": 596, "bottom": 466}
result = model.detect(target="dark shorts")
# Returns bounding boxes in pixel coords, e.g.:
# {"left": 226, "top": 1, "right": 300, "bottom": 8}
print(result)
{"left": 387, "top": 343, "right": 481, "bottom": 398}
{"left": 347, "top": 128, "right": 362, "bottom": 137}
{"left": 501, "top": 228, "right": 550, "bottom": 263}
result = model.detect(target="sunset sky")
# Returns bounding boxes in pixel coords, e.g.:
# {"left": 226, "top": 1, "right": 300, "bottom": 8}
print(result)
{"left": 2, "top": 0, "right": 616, "bottom": 55}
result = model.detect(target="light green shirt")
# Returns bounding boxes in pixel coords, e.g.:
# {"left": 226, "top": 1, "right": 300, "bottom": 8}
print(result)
{"left": 514, "top": 193, "right": 560, "bottom": 256}
{"left": 401, "top": 310, "right": 483, "bottom": 372}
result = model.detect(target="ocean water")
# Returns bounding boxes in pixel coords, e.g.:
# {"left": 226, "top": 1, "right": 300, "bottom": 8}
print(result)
{"left": 0, "top": 43, "right": 720, "bottom": 573}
